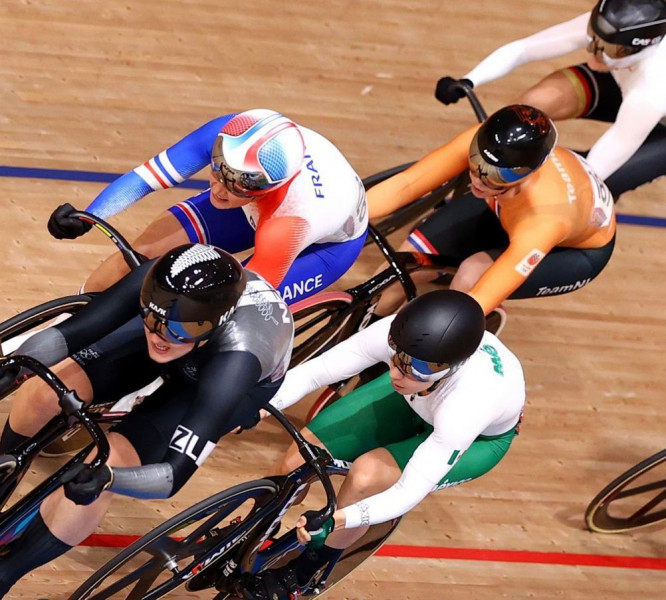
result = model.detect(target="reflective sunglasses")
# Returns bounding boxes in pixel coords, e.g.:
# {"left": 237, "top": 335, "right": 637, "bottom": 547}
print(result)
{"left": 468, "top": 137, "right": 531, "bottom": 191}
{"left": 388, "top": 336, "right": 453, "bottom": 383}
{"left": 586, "top": 23, "right": 645, "bottom": 62}
{"left": 210, "top": 137, "right": 272, "bottom": 198}
{"left": 141, "top": 306, "right": 215, "bottom": 345}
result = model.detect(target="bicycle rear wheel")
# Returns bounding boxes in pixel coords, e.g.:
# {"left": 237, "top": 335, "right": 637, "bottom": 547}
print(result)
{"left": 241, "top": 517, "right": 401, "bottom": 599}
{"left": 70, "top": 479, "right": 278, "bottom": 600}
{"left": 0, "top": 294, "right": 92, "bottom": 357}
{"left": 585, "top": 449, "right": 666, "bottom": 533}
{"left": 289, "top": 292, "right": 355, "bottom": 367}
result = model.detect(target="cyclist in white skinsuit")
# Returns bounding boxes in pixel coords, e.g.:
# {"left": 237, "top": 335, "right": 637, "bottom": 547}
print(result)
{"left": 242, "top": 290, "right": 526, "bottom": 600}
{"left": 435, "top": 0, "right": 666, "bottom": 198}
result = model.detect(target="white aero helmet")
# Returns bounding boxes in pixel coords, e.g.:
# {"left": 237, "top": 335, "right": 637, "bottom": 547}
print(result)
{"left": 211, "top": 109, "right": 305, "bottom": 198}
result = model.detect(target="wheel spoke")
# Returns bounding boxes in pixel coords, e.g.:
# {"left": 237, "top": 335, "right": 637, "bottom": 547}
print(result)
{"left": 586, "top": 450, "right": 666, "bottom": 533}
{"left": 71, "top": 481, "right": 279, "bottom": 600}
{"left": 614, "top": 478, "right": 666, "bottom": 500}
{"left": 89, "top": 558, "right": 163, "bottom": 600}
{"left": 628, "top": 488, "right": 666, "bottom": 521}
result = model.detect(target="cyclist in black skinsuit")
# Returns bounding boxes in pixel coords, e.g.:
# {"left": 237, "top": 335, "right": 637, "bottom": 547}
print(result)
{"left": 0, "top": 243, "right": 294, "bottom": 598}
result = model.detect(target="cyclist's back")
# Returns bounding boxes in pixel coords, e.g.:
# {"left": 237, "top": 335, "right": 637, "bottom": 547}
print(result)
{"left": 49, "top": 109, "right": 368, "bottom": 301}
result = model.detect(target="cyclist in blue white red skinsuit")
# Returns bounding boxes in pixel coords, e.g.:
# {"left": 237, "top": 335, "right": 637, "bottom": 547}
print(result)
{"left": 47, "top": 109, "right": 368, "bottom": 304}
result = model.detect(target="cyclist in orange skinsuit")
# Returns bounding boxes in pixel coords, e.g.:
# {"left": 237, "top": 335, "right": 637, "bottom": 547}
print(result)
{"left": 369, "top": 104, "right": 616, "bottom": 316}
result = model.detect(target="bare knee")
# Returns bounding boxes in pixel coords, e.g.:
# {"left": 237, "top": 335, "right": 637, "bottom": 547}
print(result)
{"left": 277, "top": 442, "right": 304, "bottom": 475}
{"left": 9, "top": 378, "right": 61, "bottom": 435}
{"left": 517, "top": 71, "right": 580, "bottom": 120}
{"left": 342, "top": 451, "right": 401, "bottom": 503}
{"left": 103, "top": 432, "right": 142, "bottom": 467}
{"left": 451, "top": 253, "right": 493, "bottom": 293}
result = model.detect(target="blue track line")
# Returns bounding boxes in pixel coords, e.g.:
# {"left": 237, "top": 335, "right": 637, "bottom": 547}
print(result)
{"left": 0, "top": 165, "right": 209, "bottom": 190}
{"left": 1, "top": 164, "right": 664, "bottom": 227}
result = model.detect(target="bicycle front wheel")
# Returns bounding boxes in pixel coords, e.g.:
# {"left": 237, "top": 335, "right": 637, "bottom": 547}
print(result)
{"left": 70, "top": 479, "right": 278, "bottom": 600}
{"left": 289, "top": 292, "right": 355, "bottom": 367}
{"left": 585, "top": 449, "right": 666, "bottom": 533}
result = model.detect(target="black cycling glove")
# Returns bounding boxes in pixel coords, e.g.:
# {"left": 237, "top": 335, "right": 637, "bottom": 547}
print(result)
{"left": 47, "top": 203, "right": 93, "bottom": 240}
{"left": 63, "top": 463, "right": 114, "bottom": 505}
{"left": 435, "top": 76, "right": 473, "bottom": 105}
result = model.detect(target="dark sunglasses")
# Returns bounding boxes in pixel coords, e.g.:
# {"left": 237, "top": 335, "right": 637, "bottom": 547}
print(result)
{"left": 141, "top": 307, "right": 215, "bottom": 345}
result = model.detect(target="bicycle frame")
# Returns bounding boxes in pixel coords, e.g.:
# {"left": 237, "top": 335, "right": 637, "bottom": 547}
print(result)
{"left": 0, "top": 356, "right": 116, "bottom": 543}
{"left": 69, "top": 404, "right": 350, "bottom": 600}
{"left": 368, "top": 81, "right": 487, "bottom": 238}
{"left": 290, "top": 223, "right": 459, "bottom": 366}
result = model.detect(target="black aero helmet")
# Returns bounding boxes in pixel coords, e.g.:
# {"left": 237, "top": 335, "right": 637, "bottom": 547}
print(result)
{"left": 469, "top": 104, "right": 557, "bottom": 190}
{"left": 388, "top": 290, "right": 485, "bottom": 382}
{"left": 588, "top": 0, "right": 666, "bottom": 60}
{"left": 140, "top": 243, "right": 247, "bottom": 344}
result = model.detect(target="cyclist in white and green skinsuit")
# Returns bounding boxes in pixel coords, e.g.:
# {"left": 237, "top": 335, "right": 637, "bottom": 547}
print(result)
{"left": 243, "top": 289, "right": 526, "bottom": 600}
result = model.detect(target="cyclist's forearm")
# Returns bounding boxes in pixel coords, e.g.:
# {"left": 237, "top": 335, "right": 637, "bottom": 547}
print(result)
{"left": 587, "top": 103, "right": 663, "bottom": 181}
{"left": 367, "top": 171, "right": 416, "bottom": 220}
{"left": 270, "top": 319, "right": 392, "bottom": 411}
{"left": 269, "top": 350, "right": 373, "bottom": 411}
{"left": 465, "top": 13, "right": 588, "bottom": 88}
{"left": 86, "top": 116, "right": 227, "bottom": 218}
{"left": 109, "top": 463, "right": 175, "bottom": 499}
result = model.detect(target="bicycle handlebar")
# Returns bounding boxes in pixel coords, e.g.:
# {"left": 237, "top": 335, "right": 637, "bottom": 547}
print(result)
{"left": 449, "top": 80, "right": 487, "bottom": 122}
{"left": 0, "top": 355, "right": 111, "bottom": 471}
{"left": 264, "top": 404, "right": 337, "bottom": 530}
{"left": 71, "top": 211, "right": 146, "bottom": 271}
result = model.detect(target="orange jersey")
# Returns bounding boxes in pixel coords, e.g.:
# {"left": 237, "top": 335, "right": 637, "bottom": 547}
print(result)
{"left": 367, "top": 125, "right": 616, "bottom": 314}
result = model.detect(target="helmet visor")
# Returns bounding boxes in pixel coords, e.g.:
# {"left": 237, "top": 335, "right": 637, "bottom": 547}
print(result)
{"left": 141, "top": 306, "right": 216, "bottom": 344}
{"left": 586, "top": 22, "right": 644, "bottom": 61}
{"left": 388, "top": 336, "right": 454, "bottom": 383}
{"left": 211, "top": 136, "right": 272, "bottom": 198}
{"left": 468, "top": 135, "right": 533, "bottom": 190}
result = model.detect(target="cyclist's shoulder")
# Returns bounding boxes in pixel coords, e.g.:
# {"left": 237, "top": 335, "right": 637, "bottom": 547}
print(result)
{"left": 299, "top": 127, "right": 357, "bottom": 170}
{"left": 444, "top": 333, "right": 524, "bottom": 391}
{"left": 526, "top": 149, "right": 598, "bottom": 196}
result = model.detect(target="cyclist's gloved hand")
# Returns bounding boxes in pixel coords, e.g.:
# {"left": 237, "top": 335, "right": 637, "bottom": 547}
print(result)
{"left": 300, "top": 510, "right": 335, "bottom": 549}
{"left": 47, "top": 203, "right": 93, "bottom": 240}
{"left": 435, "top": 76, "right": 473, "bottom": 105}
{"left": 234, "top": 411, "right": 262, "bottom": 434}
{"left": 63, "top": 462, "right": 114, "bottom": 505}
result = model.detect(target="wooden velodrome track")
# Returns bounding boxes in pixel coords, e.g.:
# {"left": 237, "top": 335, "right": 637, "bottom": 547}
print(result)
{"left": 1, "top": 0, "right": 665, "bottom": 598}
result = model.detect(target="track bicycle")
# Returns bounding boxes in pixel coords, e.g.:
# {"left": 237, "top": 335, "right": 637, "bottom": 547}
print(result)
{"left": 0, "top": 355, "right": 115, "bottom": 544}
{"left": 363, "top": 80, "right": 486, "bottom": 238}
{"left": 585, "top": 448, "right": 666, "bottom": 533}
{"left": 68, "top": 403, "right": 400, "bottom": 600}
